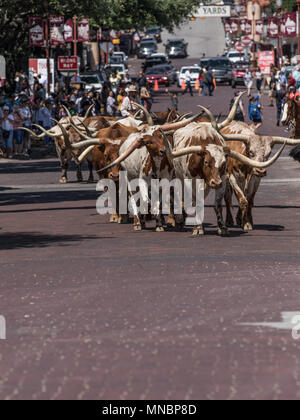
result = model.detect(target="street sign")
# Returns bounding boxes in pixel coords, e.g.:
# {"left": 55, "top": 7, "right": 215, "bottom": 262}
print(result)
{"left": 194, "top": 5, "right": 231, "bottom": 18}
{"left": 258, "top": 51, "right": 275, "bottom": 75}
{"left": 241, "top": 35, "right": 252, "bottom": 47}
{"left": 29, "top": 58, "right": 55, "bottom": 93}
{"left": 235, "top": 43, "right": 244, "bottom": 53}
{"left": 58, "top": 56, "right": 78, "bottom": 71}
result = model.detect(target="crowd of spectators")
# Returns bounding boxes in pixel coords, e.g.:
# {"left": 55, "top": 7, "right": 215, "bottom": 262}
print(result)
{"left": 0, "top": 68, "right": 154, "bottom": 159}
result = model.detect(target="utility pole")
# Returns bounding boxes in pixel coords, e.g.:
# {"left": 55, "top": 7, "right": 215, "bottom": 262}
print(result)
{"left": 73, "top": 15, "right": 78, "bottom": 81}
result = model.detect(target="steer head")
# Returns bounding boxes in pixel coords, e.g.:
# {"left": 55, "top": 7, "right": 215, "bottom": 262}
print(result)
{"left": 196, "top": 144, "right": 227, "bottom": 189}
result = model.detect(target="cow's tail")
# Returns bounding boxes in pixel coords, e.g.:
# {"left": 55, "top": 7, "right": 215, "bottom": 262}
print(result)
{"left": 289, "top": 145, "right": 300, "bottom": 163}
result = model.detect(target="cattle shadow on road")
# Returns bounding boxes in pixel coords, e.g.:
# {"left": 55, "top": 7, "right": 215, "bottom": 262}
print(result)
{"left": 0, "top": 232, "right": 101, "bottom": 250}
{"left": 0, "top": 160, "right": 61, "bottom": 175}
{"left": 0, "top": 160, "right": 90, "bottom": 175}
{"left": 0, "top": 190, "right": 97, "bottom": 211}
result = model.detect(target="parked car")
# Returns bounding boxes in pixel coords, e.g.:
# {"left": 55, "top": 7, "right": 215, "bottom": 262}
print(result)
{"left": 152, "top": 64, "right": 178, "bottom": 84}
{"left": 138, "top": 40, "right": 158, "bottom": 59}
{"left": 177, "top": 66, "right": 201, "bottom": 87}
{"left": 142, "top": 55, "right": 169, "bottom": 71}
{"left": 110, "top": 56, "right": 124, "bottom": 65}
{"left": 200, "top": 57, "right": 233, "bottom": 85}
{"left": 165, "top": 39, "right": 188, "bottom": 58}
{"left": 80, "top": 73, "right": 103, "bottom": 92}
{"left": 231, "top": 61, "right": 250, "bottom": 88}
{"left": 145, "top": 27, "right": 162, "bottom": 43}
{"left": 112, "top": 51, "right": 128, "bottom": 66}
{"left": 145, "top": 68, "right": 170, "bottom": 87}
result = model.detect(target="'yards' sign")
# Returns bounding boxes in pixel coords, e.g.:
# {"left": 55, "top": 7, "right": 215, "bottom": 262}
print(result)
{"left": 194, "top": 6, "right": 231, "bottom": 18}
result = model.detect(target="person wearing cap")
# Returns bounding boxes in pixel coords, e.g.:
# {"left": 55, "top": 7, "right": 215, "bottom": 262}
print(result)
{"left": 0, "top": 106, "right": 15, "bottom": 158}
{"left": 248, "top": 94, "right": 262, "bottom": 130}
{"left": 120, "top": 86, "right": 138, "bottom": 118}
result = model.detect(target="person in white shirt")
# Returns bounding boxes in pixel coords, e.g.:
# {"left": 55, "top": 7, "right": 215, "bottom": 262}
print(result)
{"left": 120, "top": 86, "right": 138, "bottom": 117}
{"left": 182, "top": 68, "right": 193, "bottom": 97}
{"left": 244, "top": 68, "right": 253, "bottom": 96}
{"left": 0, "top": 106, "right": 15, "bottom": 158}
{"left": 19, "top": 100, "right": 32, "bottom": 156}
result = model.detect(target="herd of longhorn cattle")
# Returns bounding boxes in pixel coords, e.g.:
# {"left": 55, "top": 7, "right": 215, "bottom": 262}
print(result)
{"left": 23, "top": 92, "right": 300, "bottom": 237}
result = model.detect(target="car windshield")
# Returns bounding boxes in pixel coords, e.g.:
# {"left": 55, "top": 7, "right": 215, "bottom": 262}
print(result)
{"left": 201, "top": 59, "right": 232, "bottom": 69}
{"left": 81, "top": 76, "right": 99, "bottom": 84}
{"left": 181, "top": 68, "right": 200, "bottom": 74}
{"left": 169, "top": 41, "right": 183, "bottom": 47}
{"left": 229, "top": 53, "right": 242, "bottom": 58}
{"left": 141, "top": 42, "right": 156, "bottom": 49}
{"left": 111, "top": 66, "right": 124, "bottom": 72}
{"left": 146, "top": 29, "right": 159, "bottom": 34}
{"left": 146, "top": 69, "right": 166, "bottom": 75}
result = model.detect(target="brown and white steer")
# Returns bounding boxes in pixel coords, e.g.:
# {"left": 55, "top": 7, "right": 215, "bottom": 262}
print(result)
{"left": 220, "top": 121, "right": 300, "bottom": 231}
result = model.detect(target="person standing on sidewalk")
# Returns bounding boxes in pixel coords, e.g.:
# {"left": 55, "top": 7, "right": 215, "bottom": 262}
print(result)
{"left": 255, "top": 67, "right": 263, "bottom": 92}
{"left": 275, "top": 84, "right": 286, "bottom": 127}
{"left": 244, "top": 68, "right": 253, "bottom": 96}
{"left": 0, "top": 106, "right": 14, "bottom": 159}
{"left": 182, "top": 68, "right": 193, "bottom": 97}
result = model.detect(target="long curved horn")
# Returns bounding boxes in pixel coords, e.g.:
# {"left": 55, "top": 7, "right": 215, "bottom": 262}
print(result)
{"left": 161, "top": 112, "right": 203, "bottom": 131}
{"left": 51, "top": 118, "right": 71, "bottom": 149}
{"left": 222, "top": 134, "right": 250, "bottom": 144}
{"left": 170, "top": 145, "right": 205, "bottom": 159}
{"left": 77, "top": 145, "right": 95, "bottom": 163}
{"left": 218, "top": 91, "right": 246, "bottom": 129}
{"left": 31, "top": 124, "right": 58, "bottom": 138}
{"left": 134, "top": 109, "right": 143, "bottom": 119}
{"left": 20, "top": 127, "right": 47, "bottom": 139}
{"left": 84, "top": 104, "right": 94, "bottom": 120}
{"left": 71, "top": 139, "right": 102, "bottom": 149}
{"left": 159, "top": 129, "right": 203, "bottom": 159}
{"left": 229, "top": 143, "right": 286, "bottom": 168}
{"left": 69, "top": 121, "right": 98, "bottom": 141}
{"left": 97, "top": 139, "right": 141, "bottom": 173}
{"left": 198, "top": 106, "right": 227, "bottom": 147}
{"left": 271, "top": 136, "right": 300, "bottom": 146}
{"left": 176, "top": 112, "right": 193, "bottom": 122}
{"left": 132, "top": 102, "right": 154, "bottom": 126}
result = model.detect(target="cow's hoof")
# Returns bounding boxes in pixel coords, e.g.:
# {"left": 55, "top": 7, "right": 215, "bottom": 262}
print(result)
{"left": 243, "top": 222, "right": 253, "bottom": 231}
{"left": 156, "top": 226, "right": 165, "bottom": 232}
{"left": 77, "top": 178, "right": 83, "bottom": 183}
{"left": 110, "top": 215, "right": 119, "bottom": 223}
{"left": 226, "top": 217, "right": 234, "bottom": 228}
{"left": 118, "top": 215, "right": 129, "bottom": 224}
{"left": 218, "top": 227, "right": 229, "bottom": 237}
{"left": 192, "top": 227, "right": 205, "bottom": 236}
{"left": 134, "top": 224, "right": 142, "bottom": 231}
{"left": 59, "top": 177, "right": 68, "bottom": 184}
{"left": 87, "top": 178, "right": 94, "bottom": 183}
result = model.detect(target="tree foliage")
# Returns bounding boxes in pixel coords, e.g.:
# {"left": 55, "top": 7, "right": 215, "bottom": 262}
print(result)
{"left": 0, "top": 0, "right": 202, "bottom": 84}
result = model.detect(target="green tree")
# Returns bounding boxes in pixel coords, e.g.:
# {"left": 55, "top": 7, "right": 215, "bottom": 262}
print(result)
{"left": 0, "top": 0, "right": 202, "bottom": 86}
